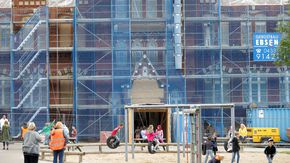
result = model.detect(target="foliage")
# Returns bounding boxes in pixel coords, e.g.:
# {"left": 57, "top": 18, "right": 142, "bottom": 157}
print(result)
{"left": 275, "top": 2, "right": 290, "bottom": 66}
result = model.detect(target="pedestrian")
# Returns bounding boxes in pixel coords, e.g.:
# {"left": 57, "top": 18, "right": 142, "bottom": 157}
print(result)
{"left": 209, "top": 154, "right": 224, "bottom": 163}
{"left": 2, "top": 120, "right": 10, "bottom": 150}
{"left": 264, "top": 138, "right": 276, "bottom": 163}
{"left": 0, "top": 115, "right": 8, "bottom": 131}
{"left": 238, "top": 123, "right": 247, "bottom": 143}
{"left": 22, "top": 122, "right": 42, "bottom": 163}
{"left": 212, "top": 132, "right": 218, "bottom": 155}
{"left": 204, "top": 136, "right": 214, "bottom": 163}
{"left": 50, "top": 121, "right": 68, "bottom": 163}
{"left": 230, "top": 132, "right": 240, "bottom": 163}
{"left": 21, "top": 122, "right": 28, "bottom": 140}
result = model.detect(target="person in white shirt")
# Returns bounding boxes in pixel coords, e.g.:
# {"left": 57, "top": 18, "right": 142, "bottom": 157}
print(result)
{"left": 0, "top": 115, "right": 8, "bottom": 131}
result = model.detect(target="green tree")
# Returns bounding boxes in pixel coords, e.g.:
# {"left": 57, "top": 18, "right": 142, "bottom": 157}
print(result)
{"left": 275, "top": 2, "right": 290, "bottom": 66}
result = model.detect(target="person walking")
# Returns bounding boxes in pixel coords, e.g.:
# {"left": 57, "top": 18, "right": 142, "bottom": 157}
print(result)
{"left": 212, "top": 132, "right": 218, "bottom": 155}
{"left": 2, "top": 120, "right": 10, "bottom": 150}
{"left": 22, "top": 122, "right": 42, "bottom": 163}
{"left": 204, "top": 136, "right": 214, "bottom": 163}
{"left": 264, "top": 138, "right": 276, "bottom": 163}
{"left": 50, "top": 121, "right": 68, "bottom": 163}
{"left": 0, "top": 115, "right": 7, "bottom": 130}
{"left": 231, "top": 132, "right": 240, "bottom": 163}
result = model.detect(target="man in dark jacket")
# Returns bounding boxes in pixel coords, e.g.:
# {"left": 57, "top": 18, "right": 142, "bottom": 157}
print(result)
{"left": 230, "top": 132, "right": 240, "bottom": 163}
{"left": 264, "top": 138, "right": 276, "bottom": 163}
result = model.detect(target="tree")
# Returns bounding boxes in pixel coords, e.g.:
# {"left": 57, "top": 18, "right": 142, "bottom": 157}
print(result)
{"left": 275, "top": 2, "right": 290, "bottom": 66}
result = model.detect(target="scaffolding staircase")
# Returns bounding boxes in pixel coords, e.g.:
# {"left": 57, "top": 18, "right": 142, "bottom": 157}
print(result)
{"left": 11, "top": 6, "right": 49, "bottom": 135}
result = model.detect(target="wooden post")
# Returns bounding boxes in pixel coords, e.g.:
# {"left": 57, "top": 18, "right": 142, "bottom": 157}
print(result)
{"left": 99, "top": 145, "right": 102, "bottom": 153}
{"left": 79, "top": 155, "right": 83, "bottom": 163}
{"left": 41, "top": 151, "right": 45, "bottom": 160}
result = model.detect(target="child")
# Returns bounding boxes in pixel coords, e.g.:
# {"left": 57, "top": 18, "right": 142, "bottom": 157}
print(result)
{"left": 204, "top": 136, "right": 214, "bottom": 163}
{"left": 156, "top": 125, "right": 165, "bottom": 150}
{"left": 71, "top": 126, "right": 77, "bottom": 138}
{"left": 212, "top": 132, "right": 218, "bottom": 155}
{"left": 140, "top": 126, "right": 147, "bottom": 140}
{"left": 146, "top": 125, "right": 159, "bottom": 151}
{"left": 264, "top": 138, "right": 276, "bottom": 163}
{"left": 209, "top": 154, "right": 224, "bottom": 163}
{"left": 111, "top": 123, "right": 124, "bottom": 140}
{"left": 21, "top": 122, "right": 28, "bottom": 140}
{"left": 230, "top": 132, "right": 240, "bottom": 163}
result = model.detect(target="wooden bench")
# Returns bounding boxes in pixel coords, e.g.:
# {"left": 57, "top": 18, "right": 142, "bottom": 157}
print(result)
{"left": 39, "top": 149, "right": 85, "bottom": 163}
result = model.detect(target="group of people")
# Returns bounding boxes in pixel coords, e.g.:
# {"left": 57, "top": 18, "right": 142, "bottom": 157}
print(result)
{"left": 22, "top": 121, "right": 72, "bottom": 163}
{"left": 134, "top": 124, "right": 165, "bottom": 151}
{"left": 0, "top": 113, "right": 78, "bottom": 163}
{"left": 203, "top": 123, "right": 277, "bottom": 163}
{"left": 0, "top": 114, "right": 279, "bottom": 163}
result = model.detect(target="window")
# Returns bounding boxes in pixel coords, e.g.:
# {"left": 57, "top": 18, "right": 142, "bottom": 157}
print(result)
{"left": 115, "top": 0, "right": 127, "bottom": 18}
{"left": 24, "top": 1, "right": 29, "bottom": 5}
{"left": 132, "top": 0, "right": 142, "bottom": 18}
{"left": 221, "top": 22, "right": 229, "bottom": 46}
{"left": 19, "top": 1, "right": 23, "bottom": 5}
{"left": 255, "top": 22, "right": 266, "bottom": 32}
{"left": 146, "top": 0, "right": 157, "bottom": 18}
{"left": 1, "top": 27, "right": 10, "bottom": 48}
{"left": 241, "top": 22, "right": 252, "bottom": 46}
{"left": 35, "top": 1, "right": 40, "bottom": 5}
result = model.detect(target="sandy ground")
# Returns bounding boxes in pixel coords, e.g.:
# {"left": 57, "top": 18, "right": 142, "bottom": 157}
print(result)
{"left": 44, "top": 146, "right": 290, "bottom": 163}
{"left": 1, "top": 143, "right": 290, "bottom": 163}
{"left": 59, "top": 152, "right": 290, "bottom": 163}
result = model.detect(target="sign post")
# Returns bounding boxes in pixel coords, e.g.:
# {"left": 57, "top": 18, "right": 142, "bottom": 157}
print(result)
{"left": 253, "top": 33, "right": 281, "bottom": 61}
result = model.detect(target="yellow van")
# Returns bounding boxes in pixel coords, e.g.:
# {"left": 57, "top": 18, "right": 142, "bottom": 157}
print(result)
{"left": 247, "top": 128, "right": 280, "bottom": 143}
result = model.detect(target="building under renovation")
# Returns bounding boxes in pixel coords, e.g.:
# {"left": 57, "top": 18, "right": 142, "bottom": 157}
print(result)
{"left": 0, "top": 0, "right": 289, "bottom": 141}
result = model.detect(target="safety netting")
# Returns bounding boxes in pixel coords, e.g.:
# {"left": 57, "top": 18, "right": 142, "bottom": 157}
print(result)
{"left": 221, "top": 0, "right": 289, "bottom": 6}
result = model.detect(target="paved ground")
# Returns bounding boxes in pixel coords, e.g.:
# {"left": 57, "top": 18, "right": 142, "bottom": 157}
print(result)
{"left": 0, "top": 143, "right": 50, "bottom": 163}
{"left": 1, "top": 142, "right": 290, "bottom": 163}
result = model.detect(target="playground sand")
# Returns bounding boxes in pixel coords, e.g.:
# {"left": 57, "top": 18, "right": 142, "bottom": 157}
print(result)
{"left": 59, "top": 151, "right": 290, "bottom": 163}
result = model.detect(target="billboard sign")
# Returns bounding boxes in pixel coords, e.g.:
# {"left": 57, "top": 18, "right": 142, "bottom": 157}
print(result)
{"left": 253, "top": 33, "right": 281, "bottom": 61}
